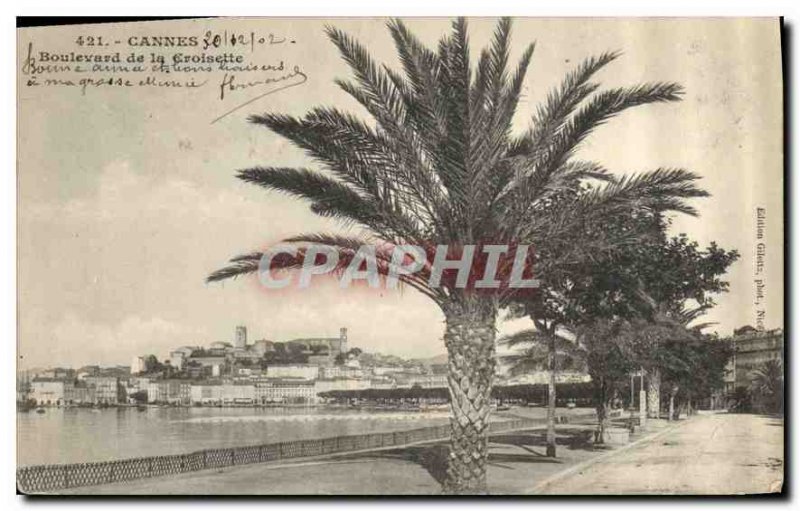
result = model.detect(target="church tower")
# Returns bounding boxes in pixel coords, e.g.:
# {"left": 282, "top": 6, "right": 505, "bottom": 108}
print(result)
{"left": 339, "top": 327, "right": 348, "bottom": 354}
{"left": 235, "top": 325, "right": 247, "bottom": 349}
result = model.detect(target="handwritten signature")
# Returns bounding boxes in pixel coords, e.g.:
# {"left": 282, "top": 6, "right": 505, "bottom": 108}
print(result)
{"left": 212, "top": 67, "right": 308, "bottom": 124}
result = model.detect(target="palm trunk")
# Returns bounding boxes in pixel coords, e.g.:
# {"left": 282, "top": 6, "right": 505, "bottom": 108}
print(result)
{"left": 546, "top": 332, "right": 557, "bottom": 457}
{"left": 668, "top": 391, "right": 675, "bottom": 422}
{"left": 647, "top": 368, "right": 661, "bottom": 419}
{"left": 595, "top": 403, "right": 610, "bottom": 444}
{"left": 594, "top": 376, "right": 608, "bottom": 444}
{"left": 442, "top": 299, "right": 497, "bottom": 495}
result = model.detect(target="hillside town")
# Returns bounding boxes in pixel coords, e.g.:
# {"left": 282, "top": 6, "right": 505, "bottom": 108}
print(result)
{"left": 18, "top": 325, "right": 781, "bottom": 410}
{"left": 20, "top": 326, "right": 429, "bottom": 407}
{"left": 19, "top": 325, "right": 512, "bottom": 408}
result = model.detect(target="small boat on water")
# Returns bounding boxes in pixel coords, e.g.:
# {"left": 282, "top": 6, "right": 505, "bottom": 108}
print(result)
{"left": 35, "top": 408, "right": 45, "bottom": 414}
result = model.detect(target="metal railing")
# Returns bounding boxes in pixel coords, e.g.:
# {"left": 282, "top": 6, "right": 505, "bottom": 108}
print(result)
{"left": 18, "top": 411, "right": 606, "bottom": 493}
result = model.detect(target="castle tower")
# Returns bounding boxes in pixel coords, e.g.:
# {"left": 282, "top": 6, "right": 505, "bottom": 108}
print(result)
{"left": 235, "top": 325, "right": 247, "bottom": 349}
{"left": 339, "top": 327, "right": 348, "bottom": 354}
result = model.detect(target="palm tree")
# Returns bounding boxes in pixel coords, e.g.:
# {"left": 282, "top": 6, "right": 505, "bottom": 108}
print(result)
{"left": 207, "top": 18, "right": 707, "bottom": 493}
{"left": 498, "top": 327, "right": 585, "bottom": 457}
{"left": 751, "top": 359, "right": 783, "bottom": 414}
{"left": 633, "top": 290, "right": 716, "bottom": 420}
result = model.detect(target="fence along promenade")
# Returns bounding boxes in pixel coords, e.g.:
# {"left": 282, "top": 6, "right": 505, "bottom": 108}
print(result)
{"left": 18, "top": 411, "right": 609, "bottom": 493}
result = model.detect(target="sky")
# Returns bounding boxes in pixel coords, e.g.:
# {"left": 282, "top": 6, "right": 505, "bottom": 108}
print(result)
{"left": 17, "top": 18, "right": 783, "bottom": 369}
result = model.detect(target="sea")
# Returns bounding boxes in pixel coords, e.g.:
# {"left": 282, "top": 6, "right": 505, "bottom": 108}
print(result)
{"left": 17, "top": 406, "right": 453, "bottom": 467}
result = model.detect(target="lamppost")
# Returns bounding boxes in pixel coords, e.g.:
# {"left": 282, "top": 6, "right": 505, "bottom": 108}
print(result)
{"left": 639, "top": 368, "right": 647, "bottom": 427}
{"left": 630, "top": 374, "right": 635, "bottom": 409}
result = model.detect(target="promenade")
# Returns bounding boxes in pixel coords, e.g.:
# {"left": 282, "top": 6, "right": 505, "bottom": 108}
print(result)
{"left": 57, "top": 412, "right": 782, "bottom": 495}
{"left": 534, "top": 413, "right": 783, "bottom": 495}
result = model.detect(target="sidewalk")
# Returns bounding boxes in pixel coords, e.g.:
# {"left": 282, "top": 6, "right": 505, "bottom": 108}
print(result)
{"left": 60, "top": 413, "right": 680, "bottom": 495}
{"left": 534, "top": 413, "right": 784, "bottom": 495}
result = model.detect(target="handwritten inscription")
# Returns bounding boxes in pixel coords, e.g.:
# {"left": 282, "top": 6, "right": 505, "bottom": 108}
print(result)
{"left": 20, "top": 27, "right": 308, "bottom": 123}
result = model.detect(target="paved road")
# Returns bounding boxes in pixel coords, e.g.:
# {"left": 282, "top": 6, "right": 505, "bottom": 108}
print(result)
{"left": 537, "top": 413, "right": 784, "bottom": 495}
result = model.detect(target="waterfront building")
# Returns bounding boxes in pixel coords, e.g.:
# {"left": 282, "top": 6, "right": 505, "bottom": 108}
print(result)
{"left": 128, "top": 376, "right": 151, "bottom": 391}
{"left": 17, "top": 374, "right": 31, "bottom": 403}
{"left": 147, "top": 380, "right": 182, "bottom": 404}
{"left": 320, "top": 365, "right": 363, "bottom": 379}
{"left": 83, "top": 376, "right": 122, "bottom": 404}
{"left": 65, "top": 383, "right": 96, "bottom": 405}
{"left": 221, "top": 383, "right": 255, "bottom": 405}
{"left": 190, "top": 382, "right": 223, "bottom": 405}
{"left": 255, "top": 379, "right": 317, "bottom": 404}
{"left": 32, "top": 376, "right": 127, "bottom": 406}
{"left": 315, "top": 377, "right": 369, "bottom": 395}
{"left": 179, "top": 381, "right": 193, "bottom": 405}
{"left": 188, "top": 381, "right": 258, "bottom": 405}
{"left": 30, "top": 378, "right": 72, "bottom": 406}
{"left": 265, "top": 364, "right": 320, "bottom": 380}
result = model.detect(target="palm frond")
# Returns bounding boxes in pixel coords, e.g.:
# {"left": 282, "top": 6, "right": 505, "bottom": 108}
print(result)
{"left": 580, "top": 167, "right": 709, "bottom": 217}
{"left": 206, "top": 250, "right": 306, "bottom": 284}
{"left": 328, "top": 22, "right": 456, "bottom": 237}
{"left": 689, "top": 322, "right": 718, "bottom": 332}
{"left": 510, "top": 51, "right": 621, "bottom": 158}
{"left": 206, "top": 252, "right": 263, "bottom": 283}
{"left": 325, "top": 25, "right": 407, "bottom": 124}
{"left": 505, "top": 82, "right": 684, "bottom": 210}
{"left": 498, "top": 328, "right": 585, "bottom": 353}
{"left": 280, "top": 233, "right": 442, "bottom": 301}
{"left": 470, "top": 36, "right": 536, "bottom": 214}
{"left": 497, "top": 328, "right": 549, "bottom": 347}
{"left": 541, "top": 83, "right": 683, "bottom": 174}
{"left": 237, "top": 167, "right": 376, "bottom": 223}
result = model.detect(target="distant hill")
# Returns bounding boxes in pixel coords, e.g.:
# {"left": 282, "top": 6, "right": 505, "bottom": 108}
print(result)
{"left": 413, "top": 353, "right": 448, "bottom": 366}
{"left": 355, "top": 351, "right": 447, "bottom": 368}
